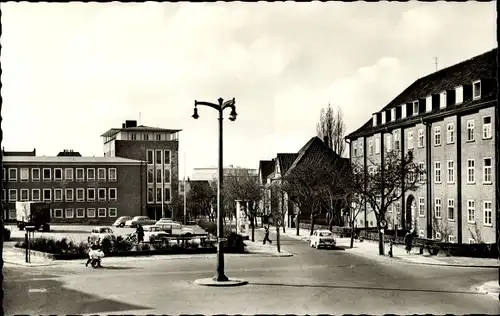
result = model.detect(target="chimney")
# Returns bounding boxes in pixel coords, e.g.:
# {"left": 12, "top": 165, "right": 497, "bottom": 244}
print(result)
{"left": 122, "top": 123, "right": 126, "bottom": 128}
{"left": 323, "top": 136, "right": 330, "bottom": 149}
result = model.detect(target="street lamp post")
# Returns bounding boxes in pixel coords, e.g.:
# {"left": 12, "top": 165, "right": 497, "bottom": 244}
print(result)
{"left": 192, "top": 97, "right": 237, "bottom": 282}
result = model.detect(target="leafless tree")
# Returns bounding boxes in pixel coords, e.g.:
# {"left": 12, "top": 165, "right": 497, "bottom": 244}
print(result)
{"left": 468, "top": 222, "right": 485, "bottom": 244}
{"left": 351, "top": 150, "right": 425, "bottom": 255}
{"left": 316, "top": 104, "right": 346, "bottom": 157}
{"left": 187, "top": 181, "right": 215, "bottom": 221}
{"left": 432, "top": 215, "right": 453, "bottom": 242}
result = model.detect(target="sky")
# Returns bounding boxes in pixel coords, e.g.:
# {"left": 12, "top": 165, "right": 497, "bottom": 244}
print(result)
{"left": 1, "top": 2, "right": 497, "bottom": 179}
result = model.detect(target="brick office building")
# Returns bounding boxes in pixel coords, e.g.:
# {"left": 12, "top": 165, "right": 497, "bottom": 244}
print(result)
{"left": 346, "top": 48, "right": 497, "bottom": 244}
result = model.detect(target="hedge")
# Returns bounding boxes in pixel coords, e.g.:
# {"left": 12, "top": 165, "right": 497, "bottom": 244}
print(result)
{"left": 196, "top": 218, "right": 246, "bottom": 253}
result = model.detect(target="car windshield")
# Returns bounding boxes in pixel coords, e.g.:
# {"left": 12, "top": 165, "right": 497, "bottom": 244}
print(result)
{"left": 319, "top": 232, "right": 332, "bottom": 237}
{"left": 100, "top": 228, "right": 112, "bottom": 233}
{"left": 132, "top": 217, "right": 141, "bottom": 220}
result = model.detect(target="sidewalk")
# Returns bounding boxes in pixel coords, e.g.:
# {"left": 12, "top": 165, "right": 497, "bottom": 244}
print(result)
{"left": 264, "top": 227, "right": 499, "bottom": 268}
{"left": 3, "top": 246, "right": 58, "bottom": 267}
{"left": 476, "top": 281, "right": 500, "bottom": 299}
{"left": 244, "top": 239, "right": 293, "bottom": 257}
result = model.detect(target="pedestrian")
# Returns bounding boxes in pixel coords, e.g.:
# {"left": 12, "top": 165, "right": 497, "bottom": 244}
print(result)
{"left": 136, "top": 224, "right": 144, "bottom": 244}
{"left": 404, "top": 231, "right": 414, "bottom": 255}
{"left": 263, "top": 225, "right": 272, "bottom": 244}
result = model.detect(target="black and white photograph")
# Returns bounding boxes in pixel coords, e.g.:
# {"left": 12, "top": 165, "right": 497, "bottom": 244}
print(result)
{"left": 0, "top": 1, "right": 499, "bottom": 315}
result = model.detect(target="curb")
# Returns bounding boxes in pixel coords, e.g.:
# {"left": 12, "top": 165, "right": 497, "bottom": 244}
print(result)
{"left": 3, "top": 260, "right": 58, "bottom": 267}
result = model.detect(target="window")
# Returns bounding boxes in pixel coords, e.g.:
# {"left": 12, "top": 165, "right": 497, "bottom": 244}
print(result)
{"left": 108, "top": 208, "right": 117, "bottom": 217}
{"left": 368, "top": 140, "right": 373, "bottom": 155}
{"left": 446, "top": 123, "right": 454, "bottom": 144}
{"left": 2, "top": 168, "right": 5, "bottom": 181}
{"left": 375, "top": 138, "right": 380, "bottom": 154}
{"left": 483, "top": 201, "right": 492, "bottom": 226}
{"left": 87, "top": 188, "right": 96, "bottom": 202}
{"left": 65, "top": 168, "right": 74, "bottom": 181}
{"left": 143, "top": 133, "right": 149, "bottom": 141}
{"left": 467, "top": 119, "right": 475, "bottom": 141}
{"left": 43, "top": 189, "right": 51, "bottom": 201}
{"left": 98, "top": 188, "right": 106, "bottom": 201}
{"left": 147, "top": 168, "right": 154, "bottom": 184}
{"left": 76, "top": 168, "right": 84, "bottom": 181}
{"left": 434, "top": 162, "right": 441, "bottom": 183}
{"left": 483, "top": 158, "right": 492, "bottom": 183}
{"left": 8, "top": 168, "right": 17, "bottom": 182}
{"left": 455, "top": 86, "right": 463, "bottom": 104}
{"left": 98, "top": 208, "right": 107, "bottom": 218}
{"left": 20, "top": 168, "right": 29, "bottom": 182}
{"left": 108, "top": 168, "right": 117, "bottom": 182}
{"left": 419, "top": 230, "right": 425, "bottom": 238}
{"left": 407, "top": 131, "right": 414, "bottom": 149}
{"left": 447, "top": 160, "right": 454, "bottom": 183}
{"left": 32, "top": 168, "right": 40, "bottom": 182}
{"left": 8, "top": 209, "right": 16, "bottom": 220}
{"left": 473, "top": 80, "right": 481, "bottom": 100}
{"left": 164, "top": 169, "right": 171, "bottom": 183}
{"left": 448, "top": 236, "right": 455, "bottom": 243}
{"left": 394, "top": 131, "right": 400, "bottom": 151}
{"left": 435, "top": 198, "right": 442, "bottom": 218}
{"left": 147, "top": 150, "right": 154, "bottom": 164}
{"left": 54, "top": 189, "right": 63, "bottom": 202}
{"left": 385, "top": 135, "right": 392, "bottom": 152}
{"left": 1, "top": 189, "right": 5, "bottom": 202}
{"left": 418, "top": 162, "right": 425, "bottom": 182}
{"left": 87, "top": 208, "right": 96, "bottom": 218}
{"left": 165, "top": 187, "right": 171, "bottom": 202}
{"left": 435, "top": 232, "right": 442, "bottom": 240}
{"left": 76, "top": 208, "right": 85, "bottom": 218}
{"left": 353, "top": 143, "right": 358, "bottom": 157}
{"left": 20, "top": 189, "right": 29, "bottom": 201}
{"left": 418, "top": 129, "right": 424, "bottom": 148}
{"left": 447, "top": 199, "right": 455, "bottom": 221}
{"left": 54, "top": 209, "right": 63, "bottom": 218}
{"left": 467, "top": 159, "right": 475, "bottom": 183}
{"left": 156, "top": 150, "right": 162, "bottom": 165}
{"left": 32, "top": 189, "right": 40, "bottom": 202}
{"left": 156, "top": 188, "right": 162, "bottom": 203}
{"left": 76, "top": 188, "right": 85, "bottom": 202}
{"left": 467, "top": 200, "right": 475, "bottom": 223}
{"left": 156, "top": 134, "right": 161, "bottom": 141}
{"left": 413, "top": 101, "right": 419, "bottom": 116}
{"left": 469, "top": 239, "right": 475, "bottom": 244}
{"left": 65, "top": 188, "right": 74, "bottom": 202}
{"left": 65, "top": 208, "right": 74, "bottom": 219}
{"left": 87, "top": 168, "right": 95, "bottom": 181}
{"left": 54, "top": 168, "right": 63, "bottom": 181}
{"left": 43, "top": 168, "right": 51, "bottom": 182}
{"left": 156, "top": 169, "right": 162, "bottom": 183}
{"left": 418, "top": 197, "right": 425, "bottom": 217}
{"left": 164, "top": 150, "right": 171, "bottom": 164}
{"left": 147, "top": 188, "right": 154, "bottom": 203}
{"left": 483, "top": 116, "right": 492, "bottom": 139}
{"left": 109, "top": 188, "right": 117, "bottom": 201}
{"left": 434, "top": 127, "right": 441, "bottom": 146}
{"left": 98, "top": 168, "right": 106, "bottom": 181}
{"left": 130, "top": 133, "right": 137, "bottom": 141}
{"left": 440, "top": 91, "right": 447, "bottom": 108}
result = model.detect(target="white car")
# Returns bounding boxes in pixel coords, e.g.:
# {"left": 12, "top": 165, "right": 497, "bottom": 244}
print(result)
{"left": 113, "top": 216, "right": 132, "bottom": 227}
{"left": 143, "top": 225, "right": 170, "bottom": 243}
{"left": 125, "top": 216, "right": 156, "bottom": 228}
{"left": 88, "top": 227, "right": 116, "bottom": 243}
{"left": 310, "top": 229, "right": 336, "bottom": 249}
{"left": 155, "top": 222, "right": 195, "bottom": 235}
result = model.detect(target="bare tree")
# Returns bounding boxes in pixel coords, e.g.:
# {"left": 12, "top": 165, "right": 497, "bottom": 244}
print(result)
{"left": 351, "top": 150, "right": 425, "bottom": 255}
{"left": 432, "top": 215, "right": 453, "bottom": 242}
{"left": 468, "top": 222, "right": 485, "bottom": 244}
{"left": 316, "top": 104, "right": 346, "bottom": 157}
{"left": 187, "top": 181, "right": 215, "bottom": 221}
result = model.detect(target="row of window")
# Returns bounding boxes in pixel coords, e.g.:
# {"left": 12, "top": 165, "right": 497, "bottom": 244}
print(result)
{"left": 434, "top": 158, "right": 492, "bottom": 184}
{"left": 147, "top": 187, "right": 172, "bottom": 203}
{"left": 147, "top": 168, "right": 172, "bottom": 184}
{"left": 146, "top": 149, "right": 171, "bottom": 165}
{"left": 2, "top": 188, "right": 118, "bottom": 203}
{"left": 2, "top": 167, "right": 117, "bottom": 183}
{"left": 354, "top": 115, "right": 493, "bottom": 157}
{"left": 4, "top": 207, "right": 118, "bottom": 220}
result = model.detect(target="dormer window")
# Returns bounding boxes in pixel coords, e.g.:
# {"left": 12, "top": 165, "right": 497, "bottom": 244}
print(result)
{"left": 401, "top": 105, "right": 407, "bottom": 119}
{"left": 413, "top": 101, "right": 419, "bottom": 116}
{"left": 426, "top": 96, "right": 432, "bottom": 112}
{"left": 381, "top": 113, "right": 386, "bottom": 124}
{"left": 391, "top": 108, "right": 396, "bottom": 121}
{"left": 440, "top": 92, "right": 447, "bottom": 109}
{"left": 455, "top": 86, "right": 463, "bottom": 104}
{"left": 372, "top": 114, "right": 378, "bottom": 127}
{"left": 473, "top": 80, "right": 481, "bottom": 100}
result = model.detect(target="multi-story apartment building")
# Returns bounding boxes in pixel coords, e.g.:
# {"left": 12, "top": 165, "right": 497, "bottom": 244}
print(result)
{"left": 101, "top": 120, "right": 181, "bottom": 220}
{"left": 191, "top": 166, "right": 258, "bottom": 182}
{"left": 346, "top": 48, "right": 497, "bottom": 244}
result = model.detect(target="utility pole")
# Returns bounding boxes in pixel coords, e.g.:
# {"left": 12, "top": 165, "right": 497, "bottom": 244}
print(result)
{"left": 183, "top": 152, "right": 187, "bottom": 225}
{"left": 434, "top": 57, "right": 438, "bottom": 72}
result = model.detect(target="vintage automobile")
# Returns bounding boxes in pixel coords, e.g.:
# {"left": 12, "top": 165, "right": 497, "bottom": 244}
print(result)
{"left": 88, "top": 227, "right": 116, "bottom": 244}
{"left": 155, "top": 222, "right": 195, "bottom": 236}
{"left": 309, "top": 229, "right": 336, "bottom": 249}
{"left": 143, "top": 225, "right": 170, "bottom": 243}
{"left": 113, "top": 216, "right": 132, "bottom": 227}
{"left": 124, "top": 216, "right": 157, "bottom": 228}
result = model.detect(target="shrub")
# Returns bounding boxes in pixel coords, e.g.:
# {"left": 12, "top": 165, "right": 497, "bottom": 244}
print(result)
{"left": 113, "top": 236, "right": 134, "bottom": 252}
{"left": 3, "top": 228, "right": 11, "bottom": 242}
{"left": 137, "top": 243, "right": 152, "bottom": 251}
{"left": 224, "top": 232, "right": 246, "bottom": 253}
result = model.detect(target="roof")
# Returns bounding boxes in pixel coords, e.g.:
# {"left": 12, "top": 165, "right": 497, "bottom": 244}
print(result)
{"left": 101, "top": 125, "right": 182, "bottom": 138}
{"left": 3, "top": 156, "right": 145, "bottom": 165}
{"left": 276, "top": 153, "right": 298, "bottom": 175}
{"left": 347, "top": 48, "right": 497, "bottom": 139}
{"left": 258, "top": 160, "right": 275, "bottom": 183}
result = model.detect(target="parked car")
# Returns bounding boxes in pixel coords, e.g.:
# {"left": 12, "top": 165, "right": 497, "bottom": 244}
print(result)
{"left": 113, "top": 216, "right": 132, "bottom": 227}
{"left": 143, "top": 225, "right": 170, "bottom": 243}
{"left": 88, "top": 227, "right": 116, "bottom": 243}
{"left": 156, "top": 218, "right": 182, "bottom": 225}
{"left": 124, "top": 216, "right": 156, "bottom": 228}
{"left": 155, "top": 222, "right": 195, "bottom": 236}
{"left": 310, "top": 229, "right": 336, "bottom": 249}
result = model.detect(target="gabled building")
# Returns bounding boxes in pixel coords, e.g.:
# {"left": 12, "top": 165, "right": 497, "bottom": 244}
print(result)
{"left": 346, "top": 48, "right": 497, "bottom": 244}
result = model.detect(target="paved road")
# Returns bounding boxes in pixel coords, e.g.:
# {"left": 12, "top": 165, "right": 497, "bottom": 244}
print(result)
{"left": 4, "top": 230, "right": 498, "bottom": 315}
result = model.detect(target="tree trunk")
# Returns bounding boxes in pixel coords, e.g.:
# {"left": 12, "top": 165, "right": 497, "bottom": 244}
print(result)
{"left": 378, "top": 229, "right": 385, "bottom": 255}
{"left": 282, "top": 215, "right": 286, "bottom": 233}
{"left": 296, "top": 215, "right": 300, "bottom": 236}
{"left": 276, "top": 223, "right": 281, "bottom": 253}
{"left": 310, "top": 214, "right": 316, "bottom": 236}
{"left": 350, "top": 220, "right": 355, "bottom": 248}
{"left": 328, "top": 215, "right": 334, "bottom": 232}
{"left": 251, "top": 216, "right": 255, "bottom": 242}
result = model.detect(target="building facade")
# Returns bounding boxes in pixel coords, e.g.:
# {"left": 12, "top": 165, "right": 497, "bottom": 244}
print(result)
{"left": 191, "top": 166, "right": 258, "bottom": 182}
{"left": 346, "top": 48, "right": 497, "bottom": 244}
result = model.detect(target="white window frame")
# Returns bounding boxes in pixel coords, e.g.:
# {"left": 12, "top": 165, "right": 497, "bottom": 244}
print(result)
{"left": 434, "top": 162, "right": 441, "bottom": 183}
{"left": 32, "top": 189, "right": 40, "bottom": 202}
{"left": 8, "top": 168, "right": 17, "bottom": 182}
{"left": 435, "top": 232, "right": 442, "bottom": 240}
{"left": 54, "top": 168, "right": 63, "bottom": 182}
{"left": 108, "top": 168, "right": 117, "bottom": 182}
{"left": 76, "top": 168, "right": 85, "bottom": 181}
{"left": 54, "top": 188, "right": 63, "bottom": 202}
{"left": 43, "top": 188, "right": 51, "bottom": 202}
{"left": 418, "top": 162, "right": 425, "bottom": 183}
{"left": 448, "top": 235, "right": 455, "bottom": 243}
{"left": 482, "top": 116, "right": 492, "bottom": 139}
{"left": 65, "top": 208, "right": 74, "bottom": 219}
{"left": 446, "top": 123, "right": 454, "bottom": 144}
{"left": 76, "top": 188, "right": 85, "bottom": 202}
{"left": 425, "top": 96, "right": 432, "bottom": 112}
{"left": 472, "top": 80, "right": 481, "bottom": 100}
{"left": 164, "top": 169, "right": 171, "bottom": 184}
{"left": 65, "top": 188, "right": 74, "bottom": 202}
{"left": 483, "top": 158, "right": 492, "bottom": 184}
{"left": 483, "top": 201, "right": 492, "bottom": 226}
{"left": 42, "top": 168, "right": 51, "bottom": 182}
{"left": 147, "top": 150, "right": 154, "bottom": 165}
{"left": 418, "top": 197, "right": 425, "bottom": 217}
{"left": 447, "top": 199, "right": 455, "bottom": 221}
{"left": 108, "top": 208, "right": 118, "bottom": 217}
{"left": 353, "top": 142, "right": 358, "bottom": 157}
{"left": 147, "top": 168, "right": 154, "bottom": 184}
{"left": 156, "top": 168, "right": 162, "bottom": 184}
{"left": 54, "top": 209, "right": 63, "bottom": 219}
{"left": 434, "top": 126, "right": 441, "bottom": 146}
{"left": 155, "top": 134, "right": 161, "bottom": 141}
{"left": 87, "top": 188, "right": 96, "bottom": 202}
{"left": 32, "top": 168, "right": 40, "bottom": 182}
{"left": 417, "top": 129, "right": 424, "bottom": 148}
{"left": 8, "top": 209, "right": 17, "bottom": 220}
{"left": 156, "top": 187, "right": 162, "bottom": 203}
{"left": 98, "top": 208, "right": 107, "bottom": 218}
{"left": 467, "top": 200, "right": 475, "bottom": 223}
{"left": 447, "top": 160, "right": 454, "bottom": 183}
{"left": 108, "top": 188, "right": 117, "bottom": 202}
{"left": 164, "top": 150, "right": 171, "bottom": 165}
{"left": 419, "top": 230, "right": 425, "bottom": 238}
{"left": 2, "top": 168, "right": 5, "bottom": 182}
{"left": 155, "top": 150, "right": 162, "bottom": 165}
{"left": 407, "top": 131, "right": 414, "bottom": 150}
{"left": 466, "top": 119, "right": 475, "bottom": 141}
{"left": 20, "top": 189, "right": 29, "bottom": 202}
{"left": 98, "top": 188, "right": 107, "bottom": 202}
{"left": 385, "top": 134, "right": 392, "bottom": 152}
{"left": 440, "top": 91, "right": 447, "bottom": 108}
{"left": 455, "top": 86, "right": 463, "bottom": 104}
{"left": 469, "top": 239, "right": 475, "bottom": 244}
{"left": 65, "top": 168, "right": 74, "bottom": 181}
{"left": 1, "top": 189, "right": 5, "bottom": 202}
{"left": 20, "top": 168, "right": 29, "bottom": 182}
{"left": 98, "top": 168, "right": 106, "bottom": 181}
{"left": 147, "top": 187, "right": 154, "bottom": 203}
{"left": 413, "top": 101, "right": 419, "bottom": 116}
{"left": 375, "top": 138, "right": 380, "bottom": 154}
{"left": 435, "top": 198, "right": 442, "bottom": 218}
{"left": 164, "top": 187, "right": 171, "bottom": 202}
{"left": 87, "top": 168, "right": 96, "bottom": 181}
{"left": 467, "top": 159, "right": 475, "bottom": 184}
{"left": 87, "top": 208, "right": 96, "bottom": 218}
{"left": 368, "top": 140, "right": 373, "bottom": 155}
{"left": 394, "top": 131, "right": 400, "bottom": 151}
{"left": 76, "top": 208, "right": 85, "bottom": 218}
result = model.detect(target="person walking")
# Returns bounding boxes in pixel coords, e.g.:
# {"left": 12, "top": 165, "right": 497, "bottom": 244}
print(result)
{"left": 263, "top": 226, "right": 272, "bottom": 244}
{"left": 136, "top": 224, "right": 144, "bottom": 244}
{"left": 404, "top": 231, "right": 414, "bottom": 255}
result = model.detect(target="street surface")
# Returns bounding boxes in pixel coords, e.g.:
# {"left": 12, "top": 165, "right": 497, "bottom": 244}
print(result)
{"left": 4, "top": 229, "right": 499, "bottom": 315}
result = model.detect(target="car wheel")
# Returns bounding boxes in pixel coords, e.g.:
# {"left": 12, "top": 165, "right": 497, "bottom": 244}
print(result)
{"left": 119, "top": 223, "right": 125, "bottom": 227}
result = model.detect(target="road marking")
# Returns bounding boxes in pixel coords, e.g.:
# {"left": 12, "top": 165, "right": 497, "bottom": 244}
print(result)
{"left": 28, "top": 288, "right": 47, "bottom": 293}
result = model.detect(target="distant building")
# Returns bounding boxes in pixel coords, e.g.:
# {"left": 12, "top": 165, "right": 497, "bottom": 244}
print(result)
{"left": 191, "top": 166, "right": 257, "bottom": 182}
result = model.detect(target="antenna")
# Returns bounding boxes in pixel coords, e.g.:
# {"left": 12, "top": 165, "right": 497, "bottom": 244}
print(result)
{"left": 434, "top": 57, "right": 438, "bottom": 72}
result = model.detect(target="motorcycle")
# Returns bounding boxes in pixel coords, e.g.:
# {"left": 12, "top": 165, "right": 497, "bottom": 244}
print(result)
{"left": 87, "top": 248, "right": 105, "bottom": 269}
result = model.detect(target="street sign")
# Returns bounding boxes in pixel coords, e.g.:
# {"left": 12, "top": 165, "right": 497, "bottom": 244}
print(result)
{"left": 218, "top": 238, "right": 227, "bottom": 242}
{"left": 380, "top": 219, "right": 387, "bottom": 227}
